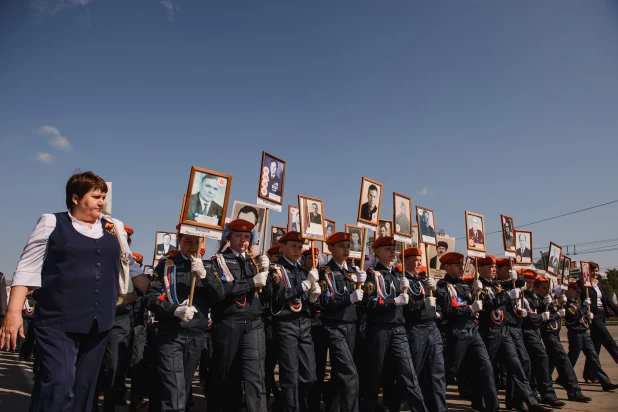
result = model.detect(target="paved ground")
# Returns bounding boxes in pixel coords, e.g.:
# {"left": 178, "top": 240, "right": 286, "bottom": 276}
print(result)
{"left": 1, "top": 326, "right": 618, "bottom": 411}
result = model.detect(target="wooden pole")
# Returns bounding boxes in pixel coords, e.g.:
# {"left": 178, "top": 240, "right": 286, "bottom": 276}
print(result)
{"left": 474, "top": 257, "right": 480, "bottom": 300}
{"left": 188, "top": 250, "right": 202, "bottom": 306}
{"left": 401, "top": 242, "right": 408, "bottom": 294}
{"left": 355, "top": 228, "right": 368, "bottom": 290}
{"left": 311, "top": 240, "right": 316, "bottom": 269}
{"left": 426, "top": 243, "right": 433, "bottom": 297}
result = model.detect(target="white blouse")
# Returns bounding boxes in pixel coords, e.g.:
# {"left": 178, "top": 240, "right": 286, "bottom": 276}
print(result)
{"left": 12, "top": 213, "right": 142, "bottom": 288}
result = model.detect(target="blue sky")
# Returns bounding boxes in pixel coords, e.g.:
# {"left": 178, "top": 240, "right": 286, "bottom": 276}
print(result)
{"left": 1, "top": 0, "right": 618, "bottom": 278}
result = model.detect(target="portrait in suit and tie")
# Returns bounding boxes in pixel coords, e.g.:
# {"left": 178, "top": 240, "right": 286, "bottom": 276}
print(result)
{"left": 345, "top": 224, "right": 364, "bottom": 258}
{"left": 357, "top": 177, "right": 383, "bottom": 225}
{"left": 393, "top": 192, "right": 412, "bottom": 237}
{"left": 515, "top": 230, "right": 533, "bottom": 264}
{"left": 288, "top": 205, "right": 301, "bottom": 232}
{"left": 258, "top": 151, "right": 286, "bottom": 205}
{"left": 465, "top": 211, "right": 486, "bottom": 252}
{"left": 153, "top": 231, "right": 178, "bottom": 264}
{"left": 561, "top": 256, "right": 572, "bottom": 285}
{"left": 298, "top": 195, "right": 326, "bottom": 241}
{"left": 546, "top": 242, "right": 562, "bottom": 276}
{"left": 231, "top": 201, "right": 267, "bottom": 247}
{"left": 416, "top": 206, "right": 437, "bottom": 246}
{"left": 501, "top": 215, "right": 516, "bottom": 252}
{"left": 183, "top": 167, "right": 231, "bottom": 231}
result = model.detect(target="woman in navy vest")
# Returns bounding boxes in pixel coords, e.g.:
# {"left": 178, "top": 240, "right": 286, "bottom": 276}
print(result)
{"left": 0, "top": 171, "right": 141, "bottom": 412}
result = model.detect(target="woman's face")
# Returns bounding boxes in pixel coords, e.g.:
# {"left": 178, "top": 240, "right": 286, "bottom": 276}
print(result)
{"left": 591, "top": 267, "right": 600, "bottom": 280}
{"left": 72, "top": 188, "right": 106, "bottom": 222}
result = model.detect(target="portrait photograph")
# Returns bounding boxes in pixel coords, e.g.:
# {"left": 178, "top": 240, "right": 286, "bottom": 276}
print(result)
{"left": 271, "top": 226, "right": 287, "bottom": 247}
{"left": 298, "top": 195, "right": 326, "bottom": 241}
{"left": 153, "top": 230, "right": 178, "bottom": 265}
{"left": 465, "top": 211, "right": 486, "bottom": 252}
{"left": 416, "top": 206, "right": 437, "bottom": 246}
{"left": 561, "top": 256, "right": 572, "bottom": 285}
{"left": 393, "top": 192, "right": 412, "bottom": 236}
{"left": 546, "top": 242, "right": 562, "bottom": 276}
{"left": 345, "top": 224, "right": 364, "bottom": 259}
{"left": 580, "top": 260, "right": 592, "bottom": 287}
{"left": 143, "top": 265, "right": 154, "bottom": 277}
{"left": 410, "top": 224, "right": 419, "bottom": 248}
{"left": 357, "top": 177, "right": 383, "bottom": 225}
{"left": 288, "top": 205, "right": 300, "bottom": 232}
{"left": 428, "top": 235, "right": 456, "bottom": 270}
{"left": 182, "top": 166, "right": 232, "bottom": 231}
{"left": 464, "top": 256, "right": 477, "bottom": 277}
{"left": 231, "top": 201, "right": 267, "bottom": 247}
{"left": 257, "top": 151, "right": 286, "bottom": 205}
{"left": 514, "top": 230, "right": 533, "bottom": 264}
{"left": 324, "top": 218, "right": 336, "bottom": 240}
{"left": 501, "top": 214, "right": 516, "bottom": 252}
{"left": 375, "top": 219, "right": 392, "bottom": 240}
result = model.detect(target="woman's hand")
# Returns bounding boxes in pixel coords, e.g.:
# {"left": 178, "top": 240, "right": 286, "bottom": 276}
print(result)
{"left": 0, "top": 311, "right": 24, "bottom": 351}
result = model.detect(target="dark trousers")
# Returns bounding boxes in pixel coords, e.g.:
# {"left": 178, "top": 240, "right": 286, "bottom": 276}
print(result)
{"left": 274, "top": 317, "right": 316, "bottom": 412}
{"left": 446, "top": 324, "right": 498, "bottom": 412}
{"left": 130, "top": 325, "right": 148, "bottom": 404}
{"left": 30, "top": 321, "right": 109, "bottom": 412}
{"left": 207, "top": 319, "right": 267, "bottom": 412}
{"left": 264, "top": 325, "right": 280, "bottom": 405}
{"left": 156, "top": 327, "right": 205, "bottom": 412}
{"left": 361, "top": 324, "right": 426, "bottom": 412}
{"left": 542, "top": 332, "right": 582, "bottom": 397}
{"left": 323, "top": 322, "right": 359, "bottom": 412}
{"left": 505, "top": 327, "right": 532, "bottom": 406}
{"left": 568, "top": 329, "right": 614, "bottom": 389}
{"left": 521, "top": 328, "right": 558, "bottom": 402}
{"left": 98, "top": 314, "right": 134, "bottom": 411}
{"left": 19, "top": 317, "right": 36, "bottom": 359}
{"left": 406, "top": 322, "right": 447, "bottom": 412}
{"left": 583, "top": 314, "right": 618, "bottom": 379}
{"left": 309, "top": 322, "right": 330, "bottom": 412}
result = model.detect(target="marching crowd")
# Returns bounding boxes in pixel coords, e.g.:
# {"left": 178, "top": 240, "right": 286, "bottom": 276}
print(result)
{"left": 1, "top": 170, "right": 618, "bottom": 412}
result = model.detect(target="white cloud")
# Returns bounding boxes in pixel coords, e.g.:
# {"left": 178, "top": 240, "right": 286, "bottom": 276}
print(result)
{"left": 39, "top": 125, "right": 72, "bottom": 151}
{"left": 417, "top": 187, "right": 431, "bottom": 196}
{"left": 36, "top": 152, "right": 53, "bottom": 164}
{"left": 29, "top": 0, "right": 94, "bottom": 17}
{"left": 161, "top": 0, "right": 180, "bottom": 21}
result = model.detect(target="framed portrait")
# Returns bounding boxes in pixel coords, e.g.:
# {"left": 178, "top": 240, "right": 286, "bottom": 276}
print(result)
{"left": 464, "top": 256, "right": 477, "bottom": 277}
{"left": 181, "top": 166, "right": 232, "bottom": 231}
{"left": 143, "top": 265, "right": 154, "bottom": 277}
{"left": 393, "top": 192, "right": 412, "bottom": 236}
{"left": 271, "top": 226, "right": 287, "bottom": 247}
{"left": 288, "top": 205, "right": 301, "bottom": 232}
{"left": 561, "top": 255, "right": 572, "bottom": 286}
{"left": 153, "top": 230, "right": 178, "bottom": 265}
{"left": 357, "top": 177, "right": 383, "bottom": 225}
{"left": 410, "top": 224, "right": 419, "bottom": 248}
{"left": 231, "top": 201, "right": 267, "bottom": 247}
{"left": 345, "top": 224, "right": 364, "bottom": 259}
{"left": 428, "top": 235, "right": 456, "bottom": 270}
{"left": 545, "top": 242, "right": 562, "bottom": 276}
{"left": 322, "top": 219, "right": 336, "bottom": 255}
{"left": 465, "top": 211, "right": 486, "bottom": 252}
{"left": 501, "top": 214, "right": 516, "bottom": 252}
{"left": 376, "top": 219, "right": 392, "bottom": 240}
{"left": 298, "top": 195, "right": 326, "bottom": 241}
{"left": 257, "top": 151, "right": 286, "bottom": 205}
{"left": 416, "top": 206, "right": 437, "bottom": 246}
{"left": 580, "top": 261, "right": 592, "bottom": 287}
{"left": 514, "top": 230, "right": 533, "bottom": 264}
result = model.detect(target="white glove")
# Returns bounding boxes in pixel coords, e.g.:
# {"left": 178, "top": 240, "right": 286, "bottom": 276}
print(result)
{"left": 258, "top": 255, "right": 270, "bottom": 271}
{"left": 302, "top": 268, "right": 319, "bottom": 290}
{"left": 543, "top": 295, "right": 553, "bottom": 305}
{"left": 356, "top": 270, "right": 367, "bottom": 284}
{"left": 435, "top": 312, "right": 442, "bottom": 320}
{"left": 400, "top": 277, "right": 410, "bottom": 291}
{"left": 519, "top": 309, "right": 528, "bottom": 318}
{"left": 509, "top": 270, "right": 518, "bottom": 280}
{"left": 583, "top": 298, "right": 591, "bottom": 307}
{"left": 427, "top": 278, "right": 437, "bottom": 291}
{"left": 191, "top": 256, "right": 206, "bottom": 279}
{"left": 473, "top": 280, "right": 483, "bottom": 293}
{"left": 253, "top": 272, "right": 267, "bottom": 288}
{"left": 470, "top": 301, "right": 483, "bottom": 314}
{"left": 309, "top": 282, "right": 321, "bottom": 303}
{"left": 174, "top": 302, "right": 198, "bottom": 323}
{"left": 541, "top": 312, "right": 551, "bottom": 321}
{"left": 350, "top": 289, "right": 364, "bottom": 303}
{"left": 557, "top": 308, "right": 566, "bottom": 318}
{"left": 424, "top": 297, "right": 436, "bottom": 309}
{"left": 394, "top": 293, "right": 409, "bottom": 306}
{"left": 559, "top": 295, "right": 567, "bottom": 305}
{"left": 587, "top": 312, "right": 594, "bottom": 320}
{"left": 508, "top": 289, "right": 520, "bottom": 300}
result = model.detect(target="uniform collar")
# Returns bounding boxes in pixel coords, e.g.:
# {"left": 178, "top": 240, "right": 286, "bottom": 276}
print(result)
{"left": 444, "top": 274, "right": 462, "bottom": 284}
{"left": 225, "top": 247, "right": 246, "bottom": 259}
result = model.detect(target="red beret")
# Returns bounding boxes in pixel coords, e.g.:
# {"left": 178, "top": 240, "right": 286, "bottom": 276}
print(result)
{"left": 227, "top": 219, "right": 255, "bottom": 232}
{"left": 278, "top": 231, "right": 308, "bottom": 245}
{"left": 419, "top": 266, "right": 427, "bottom": 276}
{"left": 522, "top": 269, "right": 537, "bottom": 280}
{"left": 124, "top": 225, "right": 134, "bottom": 235}
{"left": 477, "top": 255, "right": 496, "bottom": 266}
{"left": 132, "top": 253, "right": 143, "bottom": 261}
{"left": 325, "top": 232, "right": 351, "bottom": 246}
{"left": 402, "top": 247, "right": 423, "bottom": 257}
{"left": 266, "top": 244, "right": 282, "bottom": 256}
{"left": 496, "top": 258, "right": 511, "bottom": 267}
{"left": 462, "top": 275, "right": 475, "bottom": 283}
{"left": 534, "top": 276, "right": 549, "bottom": 285}
{"left": 568, "top": 281, "right": 578, "bottom": 289}
{"left": 439, "top": 252, "right": 464, "bottom": 265}
{"left": 301, "top": 248, "right": 320, "bottom": 257}
{"left": 372, "top": 236, "right": 396, "bottom": 250}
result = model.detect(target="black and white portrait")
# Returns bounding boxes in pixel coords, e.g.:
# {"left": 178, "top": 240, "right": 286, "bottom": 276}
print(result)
{"left": 357, "top": 177, "right": 383, "bottom": 225}
{"left": 515, "top": 230, "right": 533, "bottom": 264}
{"left": 271, "top": 226, "right": 287, "bottom": 247}
{"left": 153, "top": 231, "right": 178, "bottom": 264}
{"left": 231, "top": 201, "right": 267, "bottom": 246}
{"left": 288, "top": 205, "right": 300, "bottom": 232}
{"left": 416, "top": 206, "right": 437, "bottom": 246}
{"left": 346, "top": 225, "right": 364, "bottom": 259}
{"left": 410, "top": 225, "right": 419, "bottom": 248}
{"left": 546, "top": 242, "right": 562, "bottom": 276}
{"left": 393, "top": 193, "right": 412, "bottom": 236}
{"left": 184, "top": 167, "right": 231, "bottom": 230}
{"left": 298, "top": 195, "right": 325, "bottom": 241}
{"left": 374, "top": 220, "right": 392, "bottom": 242}
{"left": 258, "top": 152, "right": 286, "bottom": 205}
{"left": 324, "top": 219, "right": 336, "bottom": 239}
{"left": 501, "top": 215, "right": 515, "bottom": 252}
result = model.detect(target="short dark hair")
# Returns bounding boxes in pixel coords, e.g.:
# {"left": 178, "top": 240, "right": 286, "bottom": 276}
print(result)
{"left": 590, "top": 262, "right": 599, "bottom": 271}
{"left": 65, "top": 171, "right": 107, "bottom": 210}
{"left": 201, "top": 173, "right": 217, "bottom": 184}
{"left": 237, "top": 205, "right": 259, "bottom": 223}
{"left": 368, "top": 184, "right": 378, "bottom": 193}
{"left": 437, "top": 241, "right": 448, "bottom": 250}
{"left": 163, "top": 233, "right": 171, "bottom": 240}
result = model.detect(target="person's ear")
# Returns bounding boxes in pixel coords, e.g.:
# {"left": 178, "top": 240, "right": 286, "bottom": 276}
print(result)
{"left": 72, "top": 194, "right": 79, "bottom": 206}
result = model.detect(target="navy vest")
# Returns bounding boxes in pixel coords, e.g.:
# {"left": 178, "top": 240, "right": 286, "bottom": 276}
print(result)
{"left": 35, "top": 212, "right": 120, "bottom": 333}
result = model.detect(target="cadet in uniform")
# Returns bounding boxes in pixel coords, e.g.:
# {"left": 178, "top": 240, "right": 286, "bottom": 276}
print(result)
{"left": 564, "top": 281, "right": 618, "bottom": 391}
{"left": 359, "top": 236, "right": 426, "bottom": 412}
{"left": 205, "top": 219, "right": 270, "bottom": 412}
{"left": 265, "top": 244, "right": 283, "bottom": 408}
{"left": 476, "top": 256, "right": 547, "bottom": 412}
{"left": 399, "top": 247, "right": 447, "bottom": 412}
{"left": 145, "top": 230, "right": 224, "bottom": 412}
{"left": 434, "top": 252, "right": 499, "bottom": 412}
{"left": 269, "top": 231, "right": 321, "bottom": 412}
{"left": 532, "top": 276, "right": 591, "bottom": 403}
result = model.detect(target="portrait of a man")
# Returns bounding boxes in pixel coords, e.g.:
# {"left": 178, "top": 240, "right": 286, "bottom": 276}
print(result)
{"left": 515, "top": 231, "right": 532, "bottom": 263}
{"left": 467, "top": 216, "right": 485, "bottom": 247}
{"left": 231, "top": 202, "right": 266, "bottom": 245}
{"left": 562, "top": 257, "right": 571, "bottom": 284}
{"left": 258, "top": 152, "right": 286, "bottom": 204}
{"left": 375, "top": 220, "right": 391, "bottom": 241}
{"left": 546, "top": 243, "right": 561, "bottom": 275}
{"left": 324, "top": 220, "right": 335, "bottom": 239}
{"left": 309, "top": 202, "right": 322, "bottom": 224}
{"left": 288, "top": 206, "right": 300, "bottom": 232}
{"left": 187, "top": 173, "right": 225, "bottom": 226}
{"left": 358, "top": 178, "right": 382, "bottom": 224}
{"left": 396, "top": 202, "right": 411, "bottom": 234}
{"left": 299, "top": 195, "right": 325, "bottom": 240}
{"left": 430, "top": 241, "right": 449, "bottom": 270}
{"left": 271, "top": 227, "right": 286, "bottom": 246}
{"left": 410, "top": 225, "right": 419, "bottom": 248}
{"left": 418, "top": 208, "right": 436, "bottom": 244}
{"left": 156, "top": 233, "right": 177, "bottom": 256}
{"left": 502, "top": 216, "right": 515, "bottom": 251}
